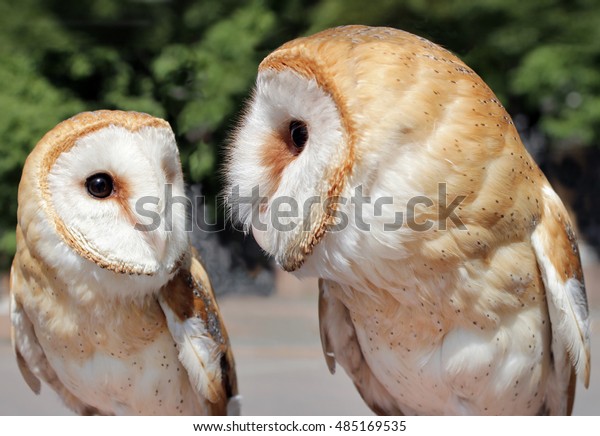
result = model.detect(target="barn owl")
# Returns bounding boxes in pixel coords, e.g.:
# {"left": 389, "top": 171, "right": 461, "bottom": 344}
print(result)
{"left": 226, "top": 26, "right": 590, "bottom": 415}
{"left": 10, "top": 110, "right": 239, "bottom": 415}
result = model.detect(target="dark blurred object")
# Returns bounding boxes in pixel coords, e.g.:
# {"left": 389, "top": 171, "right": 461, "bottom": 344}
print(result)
{"left": 187, "top": 184, "right": 275, "bottom": 297}
{"left": 543, "top": 147, "right": 600, "bottom": 255}
{"left": 517, "top": 115, "right": 600, "bottom": 258}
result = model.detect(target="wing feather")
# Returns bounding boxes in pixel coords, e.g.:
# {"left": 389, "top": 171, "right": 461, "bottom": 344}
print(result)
{"left": 159, "top": 253, "right": 239, "bottom": 415}
{"left": 531, "top": 185, "right": 591, "bottom": 414}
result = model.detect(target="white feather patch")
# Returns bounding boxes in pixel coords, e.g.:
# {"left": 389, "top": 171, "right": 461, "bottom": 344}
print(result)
{"left": 158, "top": 295, "right": 223, "bottom": 404}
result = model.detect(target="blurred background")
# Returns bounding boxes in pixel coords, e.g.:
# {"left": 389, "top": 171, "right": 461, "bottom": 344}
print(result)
{"left": 0, "top": 0, "right": 598, "bottom": 415}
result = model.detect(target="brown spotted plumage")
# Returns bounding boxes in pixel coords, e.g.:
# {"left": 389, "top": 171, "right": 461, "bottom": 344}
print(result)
{"left": 11, "top": 110, "right": 239, "bottom": 415}
{"left": 227, "top": 25, "right": 590, "bottom": 415}
{"left": 159, "top": 252, "right": 238, "bottom": 415}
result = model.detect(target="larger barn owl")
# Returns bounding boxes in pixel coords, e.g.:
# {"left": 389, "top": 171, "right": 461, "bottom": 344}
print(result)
{"left": 10, "top": 110, "right": 239, "bottom": 415}
{"left": 226, "top": 26, "right": 590, "bottom": 415}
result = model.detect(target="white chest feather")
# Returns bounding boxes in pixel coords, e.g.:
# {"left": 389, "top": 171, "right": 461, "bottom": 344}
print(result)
{"left": 344, "top": 286, "right": 551, "bottom": 415}
{"left": 37, "top": 326, "right": 204, "bottom": 415}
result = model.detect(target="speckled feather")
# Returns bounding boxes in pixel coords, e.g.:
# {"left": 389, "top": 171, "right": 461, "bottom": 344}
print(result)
{"left": 227, "top": 26, "right": 590, "bottom": 415}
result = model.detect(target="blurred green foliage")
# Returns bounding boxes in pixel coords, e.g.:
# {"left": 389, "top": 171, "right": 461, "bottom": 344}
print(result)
{"left": 0, "top": 0, "right": 599, "bottom": 267}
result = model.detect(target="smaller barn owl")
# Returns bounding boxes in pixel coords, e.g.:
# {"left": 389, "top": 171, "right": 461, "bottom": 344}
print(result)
{"left": 226, "top": 26, "right": 590, "bottom": 415}
{"left": 10, "top": 110, "right": 239, "bottom": 415}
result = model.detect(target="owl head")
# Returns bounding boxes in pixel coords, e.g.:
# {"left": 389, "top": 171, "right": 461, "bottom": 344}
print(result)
{"left": 226, "top": 25, "right": 513, "bottom": 277}
{"left": 17, "top": 110, "right": 189, "bottom": 299}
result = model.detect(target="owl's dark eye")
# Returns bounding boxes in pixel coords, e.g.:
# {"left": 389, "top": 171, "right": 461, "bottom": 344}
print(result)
{"left": 289, "top": 120, "right": 308, "bottom": 152}
{"left": 85, "top": 173, "right": 114, "bottom": 199}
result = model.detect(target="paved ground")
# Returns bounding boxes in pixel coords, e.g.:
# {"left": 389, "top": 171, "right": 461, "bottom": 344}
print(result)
{"left": 0, "top": 267, "right": 598, "bottom": 416}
